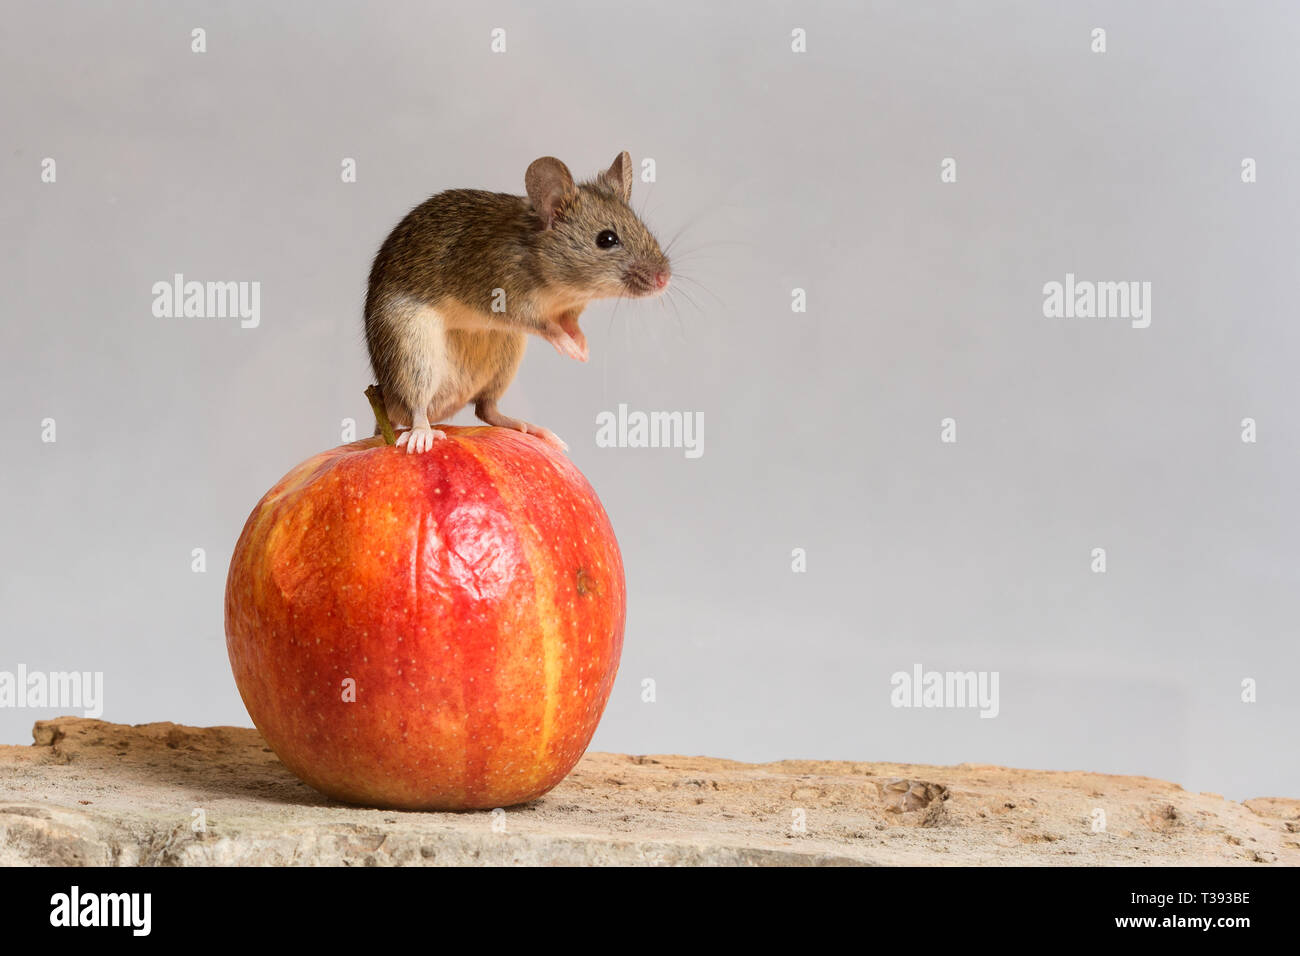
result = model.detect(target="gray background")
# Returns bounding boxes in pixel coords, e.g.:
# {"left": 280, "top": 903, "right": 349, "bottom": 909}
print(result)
{"left": 3, "top": 1, "right": 1296, "bottom": 801}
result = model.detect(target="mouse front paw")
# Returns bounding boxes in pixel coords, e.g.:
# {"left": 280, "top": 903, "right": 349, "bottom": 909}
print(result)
{"left": 395, "top": 425, "right": 445, "bottom": 454}
{"left": 545, "top": 324, "right": 589, "bottom": 363}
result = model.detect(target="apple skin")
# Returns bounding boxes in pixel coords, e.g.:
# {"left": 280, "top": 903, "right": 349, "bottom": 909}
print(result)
{"left": 224, "top": 427, "right": 625, "bottom": 810}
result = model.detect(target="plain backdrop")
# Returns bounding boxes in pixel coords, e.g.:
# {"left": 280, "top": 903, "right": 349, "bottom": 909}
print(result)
{"left": 2, "top": 1, "right": 1297, "bottom": 801}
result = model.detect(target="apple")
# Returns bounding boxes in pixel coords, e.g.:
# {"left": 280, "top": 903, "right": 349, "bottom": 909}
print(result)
{"left": 224, "top": 428, "right": 625, "bottom": 810}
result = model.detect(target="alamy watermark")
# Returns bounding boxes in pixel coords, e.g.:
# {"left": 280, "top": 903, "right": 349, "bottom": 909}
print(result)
{"left": 0, "top": 665, "right": 104, "bottom": 718}
{"left": 890, "top": 663, "right": 999, "bottom": 718}
{"left": 595, "top": 404, "right": 703, "bottom": 459}
{"left": 1042, "top": 272, "right": 1151, "bottom": 328}
{"left": 152, "top": 273, "right": 260, "bottom": 328}
{"left": 50, "top": 886, "right": 150, "bottom": 936}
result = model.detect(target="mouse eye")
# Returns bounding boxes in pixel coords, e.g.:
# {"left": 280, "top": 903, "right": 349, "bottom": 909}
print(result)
{"left": 596, "top": 229, "right": 620, "bottom": 249}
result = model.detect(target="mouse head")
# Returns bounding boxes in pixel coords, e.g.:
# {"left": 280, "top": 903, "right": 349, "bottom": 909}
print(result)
{"left": 525, "top": 152, "right": 671, "bottom": 300}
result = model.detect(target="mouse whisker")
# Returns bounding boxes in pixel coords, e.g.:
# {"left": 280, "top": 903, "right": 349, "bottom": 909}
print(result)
{"left": 662, "top": 287, "right": 688, "bottom": 348}
{"left": 663, "top": 271, "right": 720, "bottom": 311}
{"left": 663, "top": 240, "right": 751, "bottom": 264}
{"left": 659, "top": 195, "right": 751, "bottom": 257}
{"left": 667, "top": 284, "right": 704, "bottom": 318}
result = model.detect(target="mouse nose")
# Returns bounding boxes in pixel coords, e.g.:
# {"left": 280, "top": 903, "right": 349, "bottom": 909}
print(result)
{"left": 654, "top": 270, "right": 670, "bottom": 290}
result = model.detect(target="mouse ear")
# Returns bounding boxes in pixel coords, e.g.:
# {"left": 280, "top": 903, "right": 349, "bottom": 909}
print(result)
{"left": 599, "top": 151, "right": 634, "bottom": 202}
{"left": 525, "top": 157, "right": 577, "bottom": 229}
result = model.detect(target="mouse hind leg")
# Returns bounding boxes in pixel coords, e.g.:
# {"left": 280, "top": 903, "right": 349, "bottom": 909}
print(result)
{"left": 475, "top": 400, "right": 567, "bottom": 451}
{"left": 379, "top": 302, "right": 455, "bottom": 454}
{"left": 472, "top": 333, "right": 567, "bottom": 451}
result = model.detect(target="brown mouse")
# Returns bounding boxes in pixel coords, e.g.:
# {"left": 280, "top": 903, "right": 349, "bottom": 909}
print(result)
{"left": 364, "top": 150, "right": 671, "bottom": 452}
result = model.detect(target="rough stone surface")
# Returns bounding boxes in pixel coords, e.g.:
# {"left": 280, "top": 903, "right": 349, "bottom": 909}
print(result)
{"left": 0, "top": 718, "right": 1295, "bottom": 866}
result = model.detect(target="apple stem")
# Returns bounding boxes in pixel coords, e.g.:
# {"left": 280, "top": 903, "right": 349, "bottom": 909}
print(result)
{"left": 365, "top": 385, "right": 398, "bottom": 446}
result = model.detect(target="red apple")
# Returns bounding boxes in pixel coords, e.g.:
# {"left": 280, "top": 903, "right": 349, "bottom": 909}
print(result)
{"left": 224, "top": 428, "right": 626, "bottom": 810}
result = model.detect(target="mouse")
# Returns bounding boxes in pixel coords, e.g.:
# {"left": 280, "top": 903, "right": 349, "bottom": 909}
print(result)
{"left": 364, "top": 150, "right": 672, "bottom": 453}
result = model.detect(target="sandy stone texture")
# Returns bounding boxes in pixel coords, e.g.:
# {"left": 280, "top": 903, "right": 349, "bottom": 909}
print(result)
{"left": 0, "top": 717, "right": 1295, "bottom": 866}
